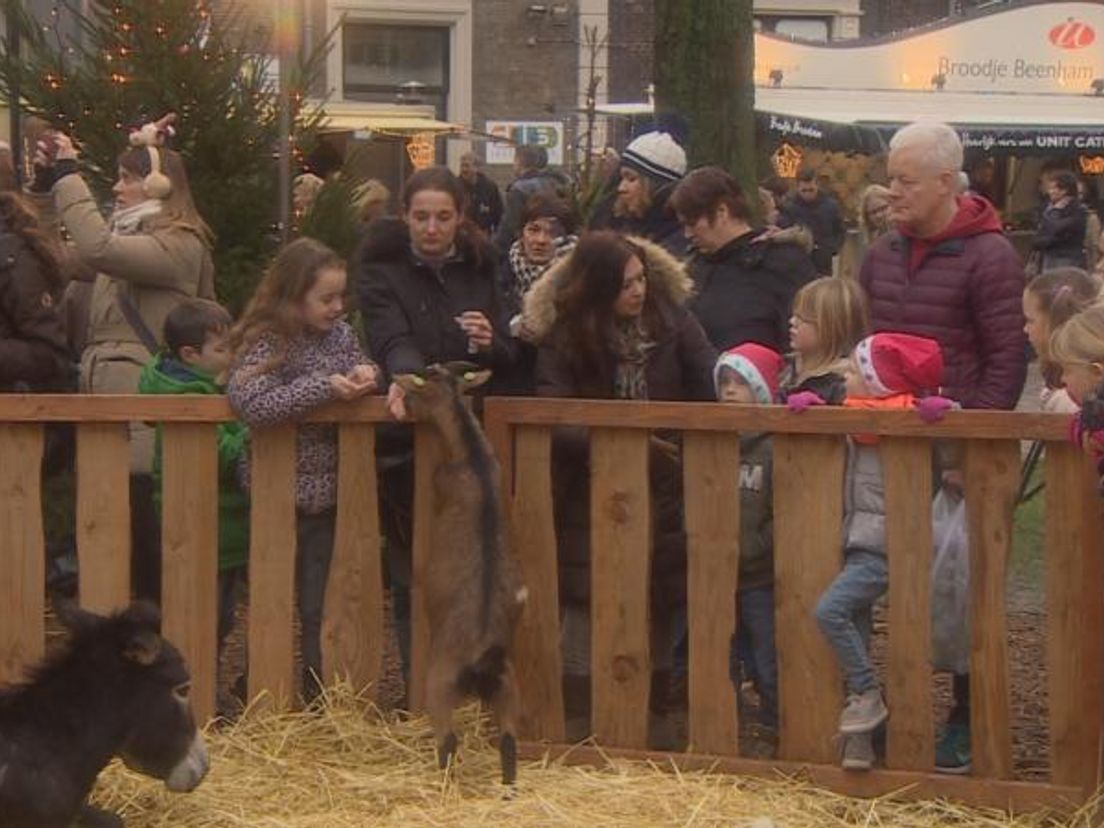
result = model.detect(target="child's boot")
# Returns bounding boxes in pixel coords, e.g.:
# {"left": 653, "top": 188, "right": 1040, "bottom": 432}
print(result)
{"left": 839, "top": 687, "right": 888, "bottom": 734}
{"left": 840, "top": 732, "right": 875, "bottom": 771}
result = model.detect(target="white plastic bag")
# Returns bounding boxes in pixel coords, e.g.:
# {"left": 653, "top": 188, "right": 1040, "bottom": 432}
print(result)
{"left": 930, "top": 489, "right": 970, "bottom": 674}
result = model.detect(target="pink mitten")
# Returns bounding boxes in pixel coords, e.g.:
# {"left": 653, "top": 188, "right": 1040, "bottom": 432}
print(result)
{"left": 786, "top": 390, "right": 826, "bottom": 413}
{"left": 916, "top": 395, "right": 956, "bottom": 424}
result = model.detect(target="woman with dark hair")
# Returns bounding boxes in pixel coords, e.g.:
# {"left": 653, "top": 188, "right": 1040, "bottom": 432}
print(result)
{"left": 1034, "top": 171, "right": 1088, "bottom": 270}
{"left": 521, "top": 230, "right": 716, "bottom": 743}
{"left": 0, "top": 191, "right": 70, "bottom": 392}
{"left": 356, "top": 165, "right": 516, "bottom": 685}
{"left": 671, "top": 166, "right": 816, "bottom": 353}
{"left": 34, "top": 117, "right": 215, "bottom": 603}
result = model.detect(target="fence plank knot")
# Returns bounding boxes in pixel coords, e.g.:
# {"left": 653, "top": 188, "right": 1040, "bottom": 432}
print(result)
{"left": 605, "top": 491, "right": 632, "bottom": 523}
{"left": 611, "top": 654, "right": 639, "bottom": 682}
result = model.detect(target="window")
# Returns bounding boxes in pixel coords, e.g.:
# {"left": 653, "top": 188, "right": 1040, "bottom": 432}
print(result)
{"left": 756, "top": 16, "right": 831, "bottom": 42}
{"left": 343, "top": 23, "right": 450, "bottom": 116}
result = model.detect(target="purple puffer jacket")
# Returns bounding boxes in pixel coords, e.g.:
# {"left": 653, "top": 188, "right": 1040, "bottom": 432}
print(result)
{"left": 227, "top": 321, "right": 369, "bottom": 514}
{"left": 859, "top": 200, "right": 1027, "bottom": 410}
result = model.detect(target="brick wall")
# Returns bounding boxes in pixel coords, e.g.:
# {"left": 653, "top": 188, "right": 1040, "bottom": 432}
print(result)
{"left": 608, "top": 0, "right": 655, "bottom": 103}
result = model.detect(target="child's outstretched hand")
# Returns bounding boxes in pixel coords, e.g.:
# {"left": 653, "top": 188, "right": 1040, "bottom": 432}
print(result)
{"left": 786, "top": 390, "right": 825, "bottom": 413}
{"left": 346, "top": 363, "right": 379, "bottom": 392}
{"left": 915, "top": 395, "right": 956, "bottom": 424}
{"left": 330, "top": 373, "right": 370, "bottom": 401}
{"left": 387, "top": 381, "right": 407, "bottom": 421}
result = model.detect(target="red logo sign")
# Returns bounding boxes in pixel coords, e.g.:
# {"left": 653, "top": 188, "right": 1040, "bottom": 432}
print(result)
{"left": 1049, "top": 18, "right": 1095, "bottom": 50}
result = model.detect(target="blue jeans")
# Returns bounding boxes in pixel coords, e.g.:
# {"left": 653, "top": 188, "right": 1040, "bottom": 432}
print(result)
{"left": 730, "top": 586, "right": 778, "bottom": 728}
{"left": 815, "top": 550, "right": 888, "bottom": 696}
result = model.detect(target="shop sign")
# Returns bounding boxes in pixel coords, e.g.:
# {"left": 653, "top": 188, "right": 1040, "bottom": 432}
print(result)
{"left": 1081, "top": 155, "right": 1104, "bottom": 175}
{"left": 956, "top": 129, "right": 1104, "bottom": 154}
{"left": 754, "top": 2, "right": 1104, "bottom": 94}
{"left": 485, "top": 121, "right": 565, "bottom": 166}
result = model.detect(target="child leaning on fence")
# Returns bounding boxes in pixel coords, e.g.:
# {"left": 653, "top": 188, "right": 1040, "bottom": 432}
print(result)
{"left": 714, "top": 342, "right": 784, "bottom": 738}
{"left": 226, "top": 238, "right": 380, "bottom": 705}
{"left": 793, "top": 332, "right": 954, "bottom": 771}
{"left": 1050, "top": 304, "right": 1104, "bottom": 493}
{"left": 138, "top": 299, "right": 248, "bottom": 668}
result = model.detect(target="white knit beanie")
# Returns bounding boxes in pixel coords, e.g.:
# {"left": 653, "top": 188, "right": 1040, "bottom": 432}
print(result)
{"left": 621, "top": 131, "right": 687, "bottom": 185}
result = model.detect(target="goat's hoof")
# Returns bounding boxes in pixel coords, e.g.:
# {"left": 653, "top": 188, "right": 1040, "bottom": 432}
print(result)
{"left": 500, "top": 732, "right": 518, "bottom": 785}
{"left": 438, "top": 732, "right": 458, "bottom": 770}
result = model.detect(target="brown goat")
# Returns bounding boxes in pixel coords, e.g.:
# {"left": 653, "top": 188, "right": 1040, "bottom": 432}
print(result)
{"left": 394, "top": 362, "right": 526, "bottom": 784}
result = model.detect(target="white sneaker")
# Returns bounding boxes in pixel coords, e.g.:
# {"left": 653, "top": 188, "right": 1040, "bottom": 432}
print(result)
{"left": 839, "top": 688, "right": 888, "bottom": 734}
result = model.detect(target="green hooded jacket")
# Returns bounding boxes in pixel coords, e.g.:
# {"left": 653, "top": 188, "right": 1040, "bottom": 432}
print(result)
{"left": 138, "top": 355, "right": 249, "bottom": 571}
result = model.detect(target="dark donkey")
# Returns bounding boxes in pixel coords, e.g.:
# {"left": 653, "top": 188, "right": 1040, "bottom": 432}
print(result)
{"left": 394, "top": 362, "right": 527, "bottom": 784}
{"left": 0, "top": 602, "right": 209, "bottom": 828}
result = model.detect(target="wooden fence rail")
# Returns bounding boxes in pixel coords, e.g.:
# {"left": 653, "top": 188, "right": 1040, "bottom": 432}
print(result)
{"left": 0, "top": 394, "right": 1100, "bottom": 815}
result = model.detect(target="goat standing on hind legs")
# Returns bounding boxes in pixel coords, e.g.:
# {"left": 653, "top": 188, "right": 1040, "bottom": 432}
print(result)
{"left": 393, "top": 363, "right": 526, "bottom": 785}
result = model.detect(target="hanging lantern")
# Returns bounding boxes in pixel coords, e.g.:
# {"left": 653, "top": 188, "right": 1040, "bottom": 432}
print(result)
{"left": 406, "top": 132, "right": 435, "bottom": 170}
{"left": 772, "top": 142, "right": 804, "bottom": 179}
{"left": 1079, "top": 155, "right": 1104, "bottom": 176}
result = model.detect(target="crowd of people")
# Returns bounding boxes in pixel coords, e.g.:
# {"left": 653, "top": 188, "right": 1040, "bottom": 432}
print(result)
{"left": 4, "top": 114, "right": 1104, "bottom": 775}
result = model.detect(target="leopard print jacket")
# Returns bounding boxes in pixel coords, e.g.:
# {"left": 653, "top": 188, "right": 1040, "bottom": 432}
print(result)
{"left": 228, "top": 321, "right": 371, "bottom": 514}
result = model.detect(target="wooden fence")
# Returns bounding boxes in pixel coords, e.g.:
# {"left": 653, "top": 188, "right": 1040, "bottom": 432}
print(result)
{"left": 0, "top": 394, "right": 1100, "bottom": 815}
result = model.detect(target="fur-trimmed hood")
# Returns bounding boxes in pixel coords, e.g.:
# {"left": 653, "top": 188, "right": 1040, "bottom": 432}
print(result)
{"left": 358, "top": 215, "right": 496, "bottom": 270}
{"left": 521, "top": 235, "right": 693, "bottom": 344}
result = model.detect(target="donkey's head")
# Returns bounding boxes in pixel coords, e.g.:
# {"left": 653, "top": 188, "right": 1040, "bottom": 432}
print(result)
{"left": 56, "top": 602, "right": 209, "bottom": 792}
{"left": 393, "top": 362, "right": 491, "bottom": 418}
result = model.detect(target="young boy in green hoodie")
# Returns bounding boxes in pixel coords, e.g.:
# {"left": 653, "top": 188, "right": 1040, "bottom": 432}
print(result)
{"left": 138, "top": 298, "right": 249, "bottom": 667}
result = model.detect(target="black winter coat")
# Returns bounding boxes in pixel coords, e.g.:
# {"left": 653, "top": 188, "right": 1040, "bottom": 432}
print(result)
{"left": 1034, "top": 200, "right": 1088, "bottom": 269}
{"left": 778, "top": 193, "right": 845, "bottom": 273}
{"left": 0, "top": 230, "right": 70, "bottom": 391}
{"left": 463, "top": 172, "right": 503, "bottom": 235}
{"left": 686, "top": 230, "right": 816, "bottom": 353}
{"left": 356, "top": 217, "right": 517, "bottom": 381}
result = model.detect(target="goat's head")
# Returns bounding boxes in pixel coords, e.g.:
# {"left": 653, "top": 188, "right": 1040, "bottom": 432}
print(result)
{"left": 393, "top": 362, "right": 491, "bottom": 416}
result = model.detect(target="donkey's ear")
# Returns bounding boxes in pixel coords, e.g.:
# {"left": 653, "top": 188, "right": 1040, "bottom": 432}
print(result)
{"left": 122, "top": 600, "right": 162, "bottom": 633}
{"left": 123, "top": 629, "right": 163, "bottom": 666}
{"left": 54, "top": 600, "right": 103, "bottom": 634}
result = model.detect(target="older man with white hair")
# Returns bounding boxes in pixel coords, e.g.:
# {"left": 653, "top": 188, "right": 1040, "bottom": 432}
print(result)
{"left": 859, "top": 121, "right": 1027, "bottom": 774}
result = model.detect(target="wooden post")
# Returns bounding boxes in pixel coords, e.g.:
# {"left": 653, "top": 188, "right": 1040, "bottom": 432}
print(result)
{"left": 0, "top": 425, "right": 45, "bottom": 685}
{"left": 683, "top": 431, "right": 741, "bottom": 756}
{"left": 963, "top": 439, "right": 1017, "bottom": 780}
{"left": 322, "top": 423, "right": 384, "bottom": 695}
{"left": 880, "top": 437, "right": 934, "bottom": 770}
{"left": 409, "top": 423, "right": 442, "bottom": 711}
{"left": 248, "top": 425, "right": 298, "bottom": 710}
{"left": 1046, "top": 442, "right": 1104, "bottom": 795}
{"left": 510, "top": 426, "right": 565, "bottom": 741}
{"left": 160, "top": 423, "right": 219, "bottom": 724}
{"left": 590, "top": 428, "right": 651, "bottom": 749}
{"left": 76, "top": 423, "right": 132, "bottom": 613}
{"left": 773, "top": 434, "right": 845, "bottom": 764}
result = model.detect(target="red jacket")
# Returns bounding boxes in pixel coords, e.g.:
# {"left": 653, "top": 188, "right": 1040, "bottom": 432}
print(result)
{"left": 859, "top": 196, "right": 1027, "bottom": 410}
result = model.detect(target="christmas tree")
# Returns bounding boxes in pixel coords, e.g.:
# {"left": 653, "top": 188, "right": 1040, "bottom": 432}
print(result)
{"left": 0, "top": 0, "right": 327, "bottom": 311}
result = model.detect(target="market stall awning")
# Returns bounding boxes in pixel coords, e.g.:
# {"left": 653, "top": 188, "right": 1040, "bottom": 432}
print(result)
{"left": 319, "top": 113, "right": 465, "bottom": 135}
{"left": 756, "top": 86, "right": 1104, "bottom": 154}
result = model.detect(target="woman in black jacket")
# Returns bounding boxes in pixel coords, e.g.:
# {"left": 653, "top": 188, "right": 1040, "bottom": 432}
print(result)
{"left": 1034, "top": 171, "right": 1088, "bottom": 270}
{"left": 671, "top": 167, "right": 816, "bottom": 353}
{"left": 356, "top": 166, "right": 516, "bottom": 687}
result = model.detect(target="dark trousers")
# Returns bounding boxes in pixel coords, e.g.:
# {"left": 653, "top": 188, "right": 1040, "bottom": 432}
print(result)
{"left": 217, "top": 567, "right": 245, "bottom": 652}
{"left": 296, "top": 509, "right": 336, "bottom": 687}
{"left": 949, "top": 673, "right": 970, "bottom": 727}
{"left": 131, "top": 474, "right": 162, "bottom": 603}
{"left": 730, "top": 586, "right": 779, "bottom": 728}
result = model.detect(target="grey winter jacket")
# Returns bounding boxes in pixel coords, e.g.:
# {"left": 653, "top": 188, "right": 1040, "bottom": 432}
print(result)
{"left": 738, "top": 432, "right": 774, "bottom": 590}
{"left": 842, "top": 440, "right": 886, "bottom": 555}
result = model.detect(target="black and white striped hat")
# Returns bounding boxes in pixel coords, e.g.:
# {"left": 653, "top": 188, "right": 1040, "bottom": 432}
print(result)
{"left": 621, "top": 131, "right": 687, "bottom": 185}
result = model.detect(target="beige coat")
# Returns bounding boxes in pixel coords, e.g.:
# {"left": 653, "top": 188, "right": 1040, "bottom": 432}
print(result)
{"left": 54, "top": 174, "right": 215, "bottom": 472}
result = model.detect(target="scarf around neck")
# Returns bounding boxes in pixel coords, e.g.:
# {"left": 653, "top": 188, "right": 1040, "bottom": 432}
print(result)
{"left": 612, "top": 316, "right": 654, "bottom": 400}
{"left": 111, "top": 199, "right": 163, "bottom": 235}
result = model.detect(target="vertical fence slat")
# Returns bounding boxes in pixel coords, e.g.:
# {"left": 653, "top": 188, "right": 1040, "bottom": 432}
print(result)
{"left": 774, "top": 434, "right": 845, "bottom": 763}
{"left": 683, "top": 431, "right": 741, "bottom": 756}
{"left": 510, "top": 425, "right": 565, "bottom": 741}
{"left": 591, "top": 428, "right": 651, "bottom": 749}
{"left": 323, "top": 423, "right": 384, "bottom": 695}
{"left": 409, "top": 423, "right": 442, "bottom": 712}
{"left": 248, "top": 425, "right": 298, "bottom": 710}
{"left": 881, "top": 437, "right": 934, "bottom": 770}
{"left": 1046, "top": 442, "right": 1104, "bottom": 794}
{"left": 77, "top": 423, "right": 131, "bottom": 613}
{"left": 0, "top": 425, "right": 45, "bottom": 685}
{"left": 161, "top": 423, "right": 219, "bottom": 724}
{"left": 964, "top": 438, "right": 1017, "bottom": 780}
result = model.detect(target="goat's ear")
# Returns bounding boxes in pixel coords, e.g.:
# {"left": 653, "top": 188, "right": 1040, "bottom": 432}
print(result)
{"left": 393, "top": 373, "right": 427, "bottom": 393}
{"left": 123, "top": 629, "right": 163, "bottom": 666}
{"left": 457, "top": 368, "right": 492, "bottom": 391}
